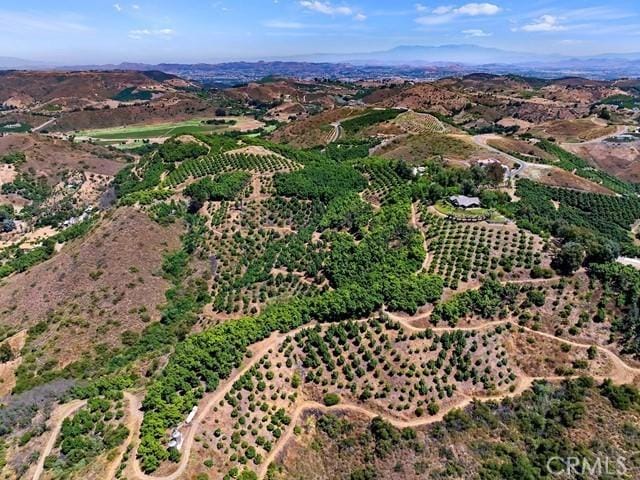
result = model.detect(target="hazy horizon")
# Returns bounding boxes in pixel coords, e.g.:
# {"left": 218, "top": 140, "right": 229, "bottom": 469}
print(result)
{"left": 2, "top": 1, "right": 640, "bottom": 65}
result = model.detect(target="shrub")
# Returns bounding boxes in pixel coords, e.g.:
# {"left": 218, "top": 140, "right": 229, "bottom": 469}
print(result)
{"left": 323, "top": 393, "right": 340, "bottom": 407}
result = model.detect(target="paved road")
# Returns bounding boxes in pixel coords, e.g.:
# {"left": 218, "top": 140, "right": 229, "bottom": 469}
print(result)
{"left": 472, "top": 134, "right": 554, "bottom": 178}
{"left": 327, "top": 121, "right": 342, "bottom": 144}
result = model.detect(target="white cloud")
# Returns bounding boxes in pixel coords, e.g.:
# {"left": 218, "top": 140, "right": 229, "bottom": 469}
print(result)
{"left": 463, "top": 28, "right": 491, "bottom": 37}
{"left": 264, "top": 20, "right": 305, "bottom": 29}
{"left": 354, "top": 13, "right": 367, "bottom": 21}
{"left": 455, "top": 3, "right": 500, "bottom": 16}
{"left": 113, "top": 3, "right": 122, "bottom": 12}
{"left": 416, "top": 2, "right": 501, "bottom": 25}
{"left": 520, "top": 15, "right": 566, "bottom": 32}
{"left": 299, "top": 1, "right": 352, "bottom": 16}
{"left": 128, "top": 28, "right": 175, "bottom": 39}
{"left": 415, "top": 3, "right": 428, "bottom": 12}
{"left": 132, "top": 4, "right": 140, "bottom": 10}
{"left": 432, "top": 6, "right": 454, "bottom": 15}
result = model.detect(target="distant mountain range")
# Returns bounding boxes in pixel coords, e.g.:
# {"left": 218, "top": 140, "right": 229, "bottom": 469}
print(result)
{"left": 0, "top": 56, "right": 48, "bottom": 69}
{"left": 285, "top": 44, "right": 566, "bottom": 65}
{"left": 3, "top": 45, "right": 640, "bottom": 81}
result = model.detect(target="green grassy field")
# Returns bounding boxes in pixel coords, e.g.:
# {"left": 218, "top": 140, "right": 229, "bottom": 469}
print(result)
{"left": 78, "top": 118, "right": 235, "bottom": 141}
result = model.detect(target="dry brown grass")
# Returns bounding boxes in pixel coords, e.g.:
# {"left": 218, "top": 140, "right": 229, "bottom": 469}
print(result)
{"left": 521, "top": 164, "right": 615, "bottom": 194}
{"left": 487, "top": 137, "right": 556, "bottom": 162}
{"left": 532, "top": 118, "right": 618, "bottom": 143}
{"left": 380, "top": 132, "right": 478, "bottom": 163}
{"left": 0, "top": 208, "right": 182, "bottom": 369}
{"left": 564, "top": 141, "right": 640, "bottom": 183}
{"left": 0, "top": 134, "right": 126, "bottom": 183}
{"left": 270, "top": 107, "right": 364, "bottom": 147}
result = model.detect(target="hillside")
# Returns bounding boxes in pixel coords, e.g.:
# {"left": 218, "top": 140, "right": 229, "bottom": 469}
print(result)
{"left": 0, "top": 70, "right": 190, "bottom": 108}
{"left": 0, "top": 71, "right": 639, "bottom": 480}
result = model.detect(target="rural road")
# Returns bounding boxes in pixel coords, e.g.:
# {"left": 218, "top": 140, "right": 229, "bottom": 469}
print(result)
{"left": 472, "top": 134, "right": 553, "bottom": 178}
{"left": 104, "top": 392, "right": 143, "bottom": 480}
{"left": 31, "top": 117, "right": 57, "bottom": 133}
{"left": 327, "top": 121, "right": 342, "bottom": 144}
{"left": 126, "top": 333, "right": 286, "bottom": 480}
{"left": 32, "top": 399, "right": 86, "bottom": 480}
{"left": 128, "top": 313, "right": 638, "bottom": 480}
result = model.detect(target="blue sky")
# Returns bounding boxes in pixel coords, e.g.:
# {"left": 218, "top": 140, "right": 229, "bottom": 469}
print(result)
{"left": 1, "top": 1, "right": 639, "bottom": 63}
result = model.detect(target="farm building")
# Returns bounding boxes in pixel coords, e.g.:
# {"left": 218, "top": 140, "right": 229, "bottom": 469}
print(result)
{"left": 448, "top": 195, "right": 481, "bottom": 209}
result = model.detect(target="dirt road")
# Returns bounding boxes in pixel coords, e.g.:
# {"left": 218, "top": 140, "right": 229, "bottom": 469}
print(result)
{"left": 472, "top": 134, "right": 554, "bottom": 178}
{"left": 32, "top": 399, "right": 86, "bottom": 480}
{"left": 103, "top": 392, "right": 143, "bottom": 479}
{"left": 46, "top": 312, "right": 640, "bottom": 480}
{"left": 126, "top": 333, "right": 285, "bottom": 480}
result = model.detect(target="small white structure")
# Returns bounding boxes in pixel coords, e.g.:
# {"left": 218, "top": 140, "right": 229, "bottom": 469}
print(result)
{"left": 449, "top": 195, "right": 481, "bottom": 209}
{"left": 411, "top": 166, "right": 427, "bottom": 177}
{"left": 168, "top": 429, "right": 183, "bottom": 451}
{"left": 185, "top": 406, "right": 198, "bottom": 425}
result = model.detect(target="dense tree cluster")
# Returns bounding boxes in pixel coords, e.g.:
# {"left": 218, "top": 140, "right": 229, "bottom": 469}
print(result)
{"left": 341, "top": 109, "right": 405, "bottom": 135}
{"left": 274, "top": 160, "right": 367, "bottom": 202}
{"left": 501, "top": 180, "right": 634, "bottom": 268}
{"left": 0, "top": 151, "right": 26, "bottom": 166}
{"left": 185, "top": 172, "right": 250, "bottom": 203}
{"left": 157, "top": 140, "right": 208, "bottom": 163}
{"left": 431, "top": 279, "right": 519, "bottom": 326}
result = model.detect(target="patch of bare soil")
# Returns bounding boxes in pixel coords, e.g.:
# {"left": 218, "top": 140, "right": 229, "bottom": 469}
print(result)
{"left": 532, "top": 118, "right": 618, "bottom": 143}
{"left": 487, "top": 137, "right": 556, "bottom": 162}
{"left": 0, "top": 208, "right": 182, "bottom": 369}
{"left": 0, "top": 330, "right": 27, "bottom": 396}
{"left": 505, "top": 330, "right": 613, "bottom": 378}
{"left": 521, "top": 164, "right": 614, "bottom": 194}
{"left": 564, "top": 141, "right": 640, "bottom": 183}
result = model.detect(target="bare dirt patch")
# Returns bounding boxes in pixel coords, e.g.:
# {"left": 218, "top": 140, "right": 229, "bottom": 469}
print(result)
{"left": 564, "top": 141, "right": 640, "bottom": 183}
{"left": 521, "top": 164, "right": 614, "bottom": 194}
{"left": 532, "top": 118, "right": 618, "bottom": 143}
{"left": 0, "top": 330, "right": 27, "bottom": 396}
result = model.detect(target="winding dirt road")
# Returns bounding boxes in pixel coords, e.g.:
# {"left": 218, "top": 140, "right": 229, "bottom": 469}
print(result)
{"left": 42, "top": 313, "right": 640, "bottom": 480}
{"left": 472, "top": 134, "right": 554, "bottom": 178}
{"left": 32, "top": 399, "right": 86, "bottom": 480}
{"left": 126, "top": 334, "right": 286, "bottom": 480}
{"left": 104, "top": 392, "right": 143, "bottom": 480}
